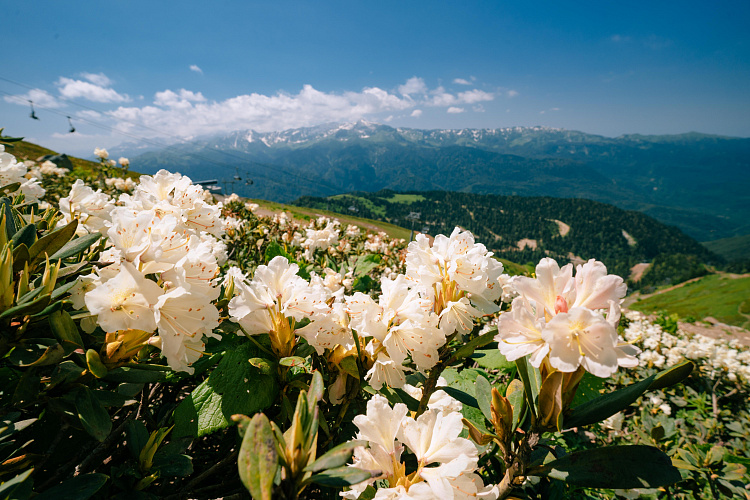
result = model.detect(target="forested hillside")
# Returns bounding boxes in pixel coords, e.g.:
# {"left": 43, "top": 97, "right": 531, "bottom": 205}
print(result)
{"left": 295, "top": 190, "right": 721, "bottom": 281}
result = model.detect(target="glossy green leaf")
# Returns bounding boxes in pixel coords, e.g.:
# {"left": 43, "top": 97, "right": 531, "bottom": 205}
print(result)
{"left": 564, "top": 375, "right": 654, "bottom": 429}
{"left": 28, "top": 219, "right": 78, "bottom": 268}
{"left": 451, "top": 329, "right": 496, "bottom": 361}
{"left": 75, "top": 388, "right": 112, "bottom": 442}
{"left": 125, "top": 419, "right": 149, "bottom": 459}
{"left": 307, "top": 466, "right": 372, "bottom": 487}
{"left": 49, "top": 310, "right": 84, "bottom": 353}
{"left": 11, "top": 224, "right": 37, "bottom": 250}
{"left": 173, "top": 341, "right": 278, "bottom": 438}
{"left": 237, "top": 413, "right": 277, "bottom": 500}
{"left": 34, "top": 473, "right": 108, "bottom": 500}
{"left": 505, "top": 379, "right": 525, "bottom": 431}
{"left": 304, "top": 440, "right": 367, "bottom": 474}
{"left": 0, "top": 293, "right": 50, "bottom": 320}
{"left": 49, "top": 232, "right": 101, "bottom": 261}
{"left": 529, "top": 445, "right": 681, "bottom": 488}
{"left": 648, "top": 360, "right": 694, "bottom": 391}
{"left": 104, "top": 367, "right": 166, "bottom": 384}
{"left": 475, "top": 374, "right": 493, "bottom": 422}
{"left": 472, "top": 349, "right": 515, "bottom": 372}
{"left": 0, "top": 470, "right": 33, "bottom": 500}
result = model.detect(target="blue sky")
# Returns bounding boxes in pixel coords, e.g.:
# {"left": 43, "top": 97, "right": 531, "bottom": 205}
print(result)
{"left": 2, "top": 0, "right": 749, "bottom": 154}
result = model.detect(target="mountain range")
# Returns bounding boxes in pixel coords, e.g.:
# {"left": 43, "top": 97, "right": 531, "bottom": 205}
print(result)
{"left": 122, "top": 122, "right": 750, "bottom": 241}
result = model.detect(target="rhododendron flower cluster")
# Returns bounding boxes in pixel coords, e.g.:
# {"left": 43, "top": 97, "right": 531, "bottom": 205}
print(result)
{"left": 495, "top": 258, "right": 638, "bottom": 378}
{"left": 66, "top": 169, "right": 227, "bottom": 372}
{"left": 342, "top": 395, "right": 498, "bottom": 499}
{"left": 227, "top": 226, "right": 509, "bottom": 391}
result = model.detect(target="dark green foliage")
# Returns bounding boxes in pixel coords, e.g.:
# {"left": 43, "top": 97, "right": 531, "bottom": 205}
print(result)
{"left": 295, "top": 190, "right": 721, "bottom": 283}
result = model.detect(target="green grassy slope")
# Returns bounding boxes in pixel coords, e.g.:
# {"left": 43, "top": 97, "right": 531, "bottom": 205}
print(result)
{"left": 629, "top": 273, "right": 750, "bottom": 328}
{"left": 248, "top": 198, "right": 411, "bottom": 241}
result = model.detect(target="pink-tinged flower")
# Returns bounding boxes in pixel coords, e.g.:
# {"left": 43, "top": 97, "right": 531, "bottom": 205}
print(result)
{"left": 542, "top": 307, "right": 621, "bottom": 377}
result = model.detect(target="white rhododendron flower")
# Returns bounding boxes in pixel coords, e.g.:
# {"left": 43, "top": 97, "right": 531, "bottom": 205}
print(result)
{"left": 344, "top": 395, "right": 496, "bottom": 499}
{"left": 84, "top": 262, "right": 163, "bottom": 333}
{"left": 68, "top": 164, "right": 228, "bottom": 372}
{"left": 496, "top": 257, "right": 637, "bottom": 377}
{"left": 94, "top": 147, "right": 109, "bottom": 159}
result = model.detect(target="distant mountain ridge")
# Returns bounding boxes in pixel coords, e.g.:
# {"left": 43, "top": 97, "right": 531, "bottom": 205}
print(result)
{"left": 123, "top": 122, "right": 750, "bottom": 241}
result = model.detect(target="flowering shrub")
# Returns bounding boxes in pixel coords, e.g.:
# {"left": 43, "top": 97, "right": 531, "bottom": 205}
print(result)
{"left": 0, "top": 139, "right": 746, "bottom": 499}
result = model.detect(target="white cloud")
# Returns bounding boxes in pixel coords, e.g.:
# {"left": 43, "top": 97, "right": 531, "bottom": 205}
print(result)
{"left": 610, "top": 34, "right": 631, "bottom": 43}
{"left": 99, "top": 77, "right": 497, "bottom": 139}
{"left": 56, "top": 76, "right": 130, "bottom": 103}
{"left": 507, "top": 90, "right": 519, "bottom": 98}
{"left": 398, "top": 76, "right": 427, "bottom": 96}
{"left": 453, "top": 78, "right": 471, "bottom": 85}
{"left": 3, "top": 88, "right": 62, "bottom": 108}
{"left": 550, "top": 107, "right": 560, "bottom": 111}
{"left": 109, "top": 83, "right": 414, "bottom": 138}
{"left": 457, "top": 89, "right": 494, "bottom": 104}
{"left": 154, "top": 89, "right": 207, "bottom": 108}
{"left": 81, "top": 72, "right": 113, "bottom": 87}
{"left": 190, "top": 65, "right": 203, "bottom": 74}
{"left": 473, "top": 105, "right": 485, "bottom": 113}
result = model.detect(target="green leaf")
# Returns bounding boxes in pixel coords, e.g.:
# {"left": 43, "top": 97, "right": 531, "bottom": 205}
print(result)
{"left": 307, "top": 370, "right": 324, "bottom": 409}
{"left": 34, "top": 473, "right": 108, "bottom": 500}
{"left": 11, "top": 244, "right": 29, "bottom": 274}
{"left": 307, "top": 466, "right": 372, "bottom": 487}
{"left": 353, "top": 254, "right": 381, "bottom": 277}
{"left": 564, "top": 375, "right": 654, "bottom": 429}
{"left": 0, "top": 470, "right": 33, "bottom": 500}
{"left": 305, "top": 440, "right": 368, "bottom": 473}
{"left": 0, "top": 293, "right": 50, "bottom": 320}
{"left": 570, "top": 372, "right": 606, "bottom": 407}
{"left": 515, "top": 356, "right": 541, "bottom": 418}
{"left": 505, "top": 379, "right": 525, "bottom": 431}
{"left": 173, "top": 341, "right": 279, "bottom": 438}
{"left": 1, "top": 197, "right": 18, "bottom": 240}
{"left": 19, "top": 343, "right": 66, "bottom": 367}
{"left": 475, "top": 375, "right": 493, "bottom": 423}
{"left": 11, "top": 224, "right": 37, "bottom": 250}
{"left": 125, "top": 420, "right": 149, "bottom": 459}
{"left": 104, "top": 367, "right": 166, "bottom": 384}
{"left": 529, "top": 445, "right": 681, "bottom": 489}
{"left": 440, "top": 387, "right": 479, "bottom": 409}
{"left": 49, "top": 232, "right": 101, "bottom": 261}
{"left": 472, "top": 349, "right": 515, "bottom": 372}
{"left": 49, "top": 310, "right": 84, "bottom": 354}
{"left": 237, "top": 413, "right": 277, "bottom": 500}
{"left": 648, "top": 360, "right": 694, "bottom": 391}
{"left": 152, "top": 451, "right": 193, "bottom": 477}
{"left": 451, "top": 329, "right": 497, "bottom": 361}
{"left": 28, "top": 219, "right": 78, "bottom": 268}
{"left": 75, "top": 387, "right": 112, "bottom": 442}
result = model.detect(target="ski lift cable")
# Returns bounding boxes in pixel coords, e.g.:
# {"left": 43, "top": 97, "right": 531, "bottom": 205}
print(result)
{"left": 0, "top": 75, "right": 344, "bottom": 193}
{"left": 1, "top": 89, "right": 343, "bottom": 195}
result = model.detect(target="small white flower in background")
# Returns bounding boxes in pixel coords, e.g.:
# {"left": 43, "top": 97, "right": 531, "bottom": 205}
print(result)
{"left": 118, "top": 157, "right": 129, "bottom": 167}
{"left": 108, "top": 159, "right": 117, "bottom": 167}
{"left": 225, "top": 193, "right": 240, "bottom": 203}
{"left": 94, "top": 147, "right": 109, "bottom": 159}
{"left": 245, "top": 202, "right": 259, "bottom": 212}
